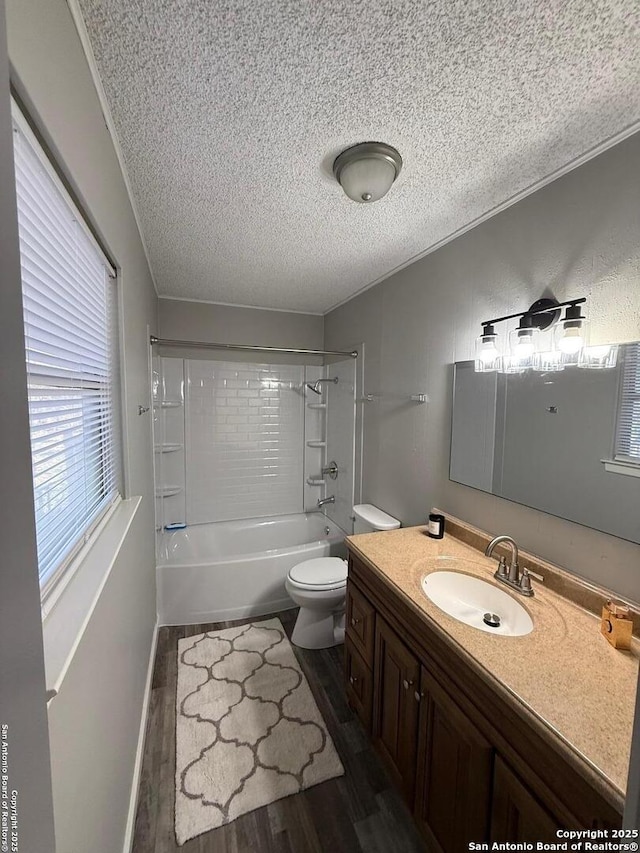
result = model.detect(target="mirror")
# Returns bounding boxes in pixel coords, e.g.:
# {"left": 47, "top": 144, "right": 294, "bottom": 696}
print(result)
{"left": 450, "top": 343, "right": 640, "bottom": 544}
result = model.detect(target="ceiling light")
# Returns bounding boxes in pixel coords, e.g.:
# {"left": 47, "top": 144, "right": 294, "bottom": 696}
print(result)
{"left": 333, "top": 142, "right": 402, "bottom": 204}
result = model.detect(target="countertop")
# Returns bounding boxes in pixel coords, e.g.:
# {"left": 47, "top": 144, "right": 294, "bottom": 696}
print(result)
{"left": 345, "top": 525, "right": 639, "bottom": 811}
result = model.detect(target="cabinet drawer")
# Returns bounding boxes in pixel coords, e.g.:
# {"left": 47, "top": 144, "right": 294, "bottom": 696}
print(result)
{"left": 346, "top": 581, "right": 375, "bottom": 664}
{"left": 344, "top": 636, "right": 373, "bottom": 732}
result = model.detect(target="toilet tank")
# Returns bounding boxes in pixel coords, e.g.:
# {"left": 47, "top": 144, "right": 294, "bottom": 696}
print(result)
{"left": 352, "top": 503, "right": 401, "bottom": 534}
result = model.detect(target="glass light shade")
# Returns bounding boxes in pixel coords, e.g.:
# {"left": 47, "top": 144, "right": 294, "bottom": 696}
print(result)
{"left": 533, "top": 349, "right": 564, "bottom": 372}
{"left": 474, "top": 330, "right": 501, "bottom": 372}
{"left": 338, "top": 157, "right": 397, "bottom": 203}
{"left": 578, "top": 344, "right": 618, "bottom": 369}
{"left": 499, "top": 355, "right": 526, "bottom": 374}
{"left": 554, "top": 308, "right": 589, "bottom": 366}
{"left": 507, "top": 326, "right": 539, "bottom": 370}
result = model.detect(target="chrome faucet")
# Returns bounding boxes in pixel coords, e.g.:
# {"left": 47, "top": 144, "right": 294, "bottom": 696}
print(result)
{"left": 485, "top": 535, "right": 536, "bottom": 597}
{"left": 317, "top": 495, "right": 335, "bottom": 508}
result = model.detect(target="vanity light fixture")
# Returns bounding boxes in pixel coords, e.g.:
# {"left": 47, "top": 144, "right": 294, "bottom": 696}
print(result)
{"left": 474, "top": 297, "right": 618, "bottom": 373}
{"left": 333, "top": 142, "right": 402, "bottom": 203}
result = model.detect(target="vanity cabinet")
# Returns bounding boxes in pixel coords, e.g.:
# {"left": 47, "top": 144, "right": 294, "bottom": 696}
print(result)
{"left": 344, "top": 551, "right": 622, "bottom": 851}
{"left": 372, "top": 617, "right": 421, "bottom": 801}
{"left": 344, "top": 583, "right": 376, "bottom": 732}
{"left": 491, "top": 757, "right": 565, "bottom": 842}
{"left": 414, "top": 665, "right": 493, "bottom": 852}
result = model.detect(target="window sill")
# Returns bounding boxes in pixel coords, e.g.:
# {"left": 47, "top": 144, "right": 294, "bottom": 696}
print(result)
{"left": 42, "top": 496, "right": 142, "bottom": 699}
{"left": 601, "top": 459, "right": 640, "bottom": 478}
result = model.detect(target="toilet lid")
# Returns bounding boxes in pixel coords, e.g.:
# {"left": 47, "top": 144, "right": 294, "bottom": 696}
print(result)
{"left": 289, "top": 557, "right": 348, "bottom": 588}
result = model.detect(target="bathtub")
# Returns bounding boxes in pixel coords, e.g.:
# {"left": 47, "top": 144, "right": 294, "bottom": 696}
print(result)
{"left": 157, "top": 513, "right": 347, "bottom": 625}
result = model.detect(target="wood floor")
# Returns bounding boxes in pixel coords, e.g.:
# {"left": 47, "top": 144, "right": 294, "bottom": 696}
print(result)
{"left": 132, "top": 608, "right": 426, "bottom": 853}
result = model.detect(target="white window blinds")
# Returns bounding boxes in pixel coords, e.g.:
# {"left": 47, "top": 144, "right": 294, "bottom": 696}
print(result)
{"left": 615, "top": 342, "right": 640, "bottom": 464}
{"left": 12, "top": 107, "right": 121, "bottom": 592}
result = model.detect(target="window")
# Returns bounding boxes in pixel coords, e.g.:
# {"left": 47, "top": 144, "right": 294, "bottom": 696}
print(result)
{"left": 12, "top": 105, "right": 121, "bottom": 595}
{"left": 614, "top": 342, "right": 640, "bottom": 464}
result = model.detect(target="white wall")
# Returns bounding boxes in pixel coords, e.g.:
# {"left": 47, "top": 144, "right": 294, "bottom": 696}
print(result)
{"left": 325, "top": 132, "right": 640, "bottom": 602}
{"left": 5, "top": 0, "right": 158, "bottom": 850}
{"left": 0, "top": 5, "right": 55, "bottom": 849}
{"left": 185, "top": 359, "right": 305, "bottom": 522}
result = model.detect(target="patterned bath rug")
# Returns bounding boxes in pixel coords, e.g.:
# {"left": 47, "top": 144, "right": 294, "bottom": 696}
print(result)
{"left": 175, "top": 617, "right": 344, "bottom": 845}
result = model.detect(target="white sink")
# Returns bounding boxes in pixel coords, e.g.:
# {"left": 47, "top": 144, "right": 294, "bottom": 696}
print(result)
{"left": 422, "top": 571, "right": 533, "bottom": 636}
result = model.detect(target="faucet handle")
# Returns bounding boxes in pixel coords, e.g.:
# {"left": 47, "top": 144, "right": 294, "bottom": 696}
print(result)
{"left": 520, "top": 568, "right": 532, "bottom": 593}
{"left": 496, "top": 556, "right": 508, "bottom": 579}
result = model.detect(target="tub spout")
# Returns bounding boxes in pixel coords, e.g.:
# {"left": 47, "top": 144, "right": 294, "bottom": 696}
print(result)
{"left": 317, "top": 495, "right": 335, "bottom": 508}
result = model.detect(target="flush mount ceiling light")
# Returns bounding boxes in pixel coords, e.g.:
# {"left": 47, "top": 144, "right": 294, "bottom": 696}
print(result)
{"left": 333, "top": 142, "right": 402, "bottom": 203}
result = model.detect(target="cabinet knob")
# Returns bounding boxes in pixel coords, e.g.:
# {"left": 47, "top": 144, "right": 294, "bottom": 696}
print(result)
{"left": 414, "top": 690, "right": 423, "bottom": 703}
{"left": 349, "top": 675, "right": 358, "bottom": 685}
{"left": 402, "top": 679, "right": 414, "bottom": 690}
{"left": 351, "top": 617, "right": 360, "bottom": 627}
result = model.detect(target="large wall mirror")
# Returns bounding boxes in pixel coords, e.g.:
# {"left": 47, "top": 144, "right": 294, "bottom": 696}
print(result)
{"left": 450, "top": 343, "right": 640, "bottom": 544}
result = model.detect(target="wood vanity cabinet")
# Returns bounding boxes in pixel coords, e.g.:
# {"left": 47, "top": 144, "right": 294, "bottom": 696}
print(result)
{"left": 414, "top": 665, "right": 494, "bottom": 852}
{"left": 344, "top": 552, "right": 622, "bottom": 852}
{"left": 344, "top": 582, "right": 376, "bottom": 732}
{"left": 491, "top": 757, "right": 564, "bottom": 842}
{"left": 372, "top": 616, "right": 421, "bottom": 801}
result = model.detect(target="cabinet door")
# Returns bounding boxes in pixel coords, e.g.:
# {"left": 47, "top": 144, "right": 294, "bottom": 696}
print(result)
{"left": 372, "top": 617, "right": 421, "bottom": 802}
{"left": 345, "top": 580, "right": 375, "bottom": 665}
{"left": 414, "top": 666, "right": 494, "bottom": 853}
{"left": 344, "top": 635, "right": 373, "bottom": 732}
{"left": 491, "top": 757, "right": 568, "bottom": 842}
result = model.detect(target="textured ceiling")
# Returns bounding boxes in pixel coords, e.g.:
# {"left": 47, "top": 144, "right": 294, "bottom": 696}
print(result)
{"left": 77, "top": 0, "right": 640, "bottom": 314}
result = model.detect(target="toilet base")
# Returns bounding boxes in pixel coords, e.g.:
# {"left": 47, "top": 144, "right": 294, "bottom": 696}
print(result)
{"left": 291, "top": 606, "right": 345, "bottom": 649}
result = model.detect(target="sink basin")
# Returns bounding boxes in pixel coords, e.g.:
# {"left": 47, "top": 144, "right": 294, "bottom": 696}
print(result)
{"left": 422, "top": 571, "right": 533, "bottom": 636}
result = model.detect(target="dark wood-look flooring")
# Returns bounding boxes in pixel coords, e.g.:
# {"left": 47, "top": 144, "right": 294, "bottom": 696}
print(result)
{"left": 132, "top": 609, "right": 425, "bottom": 853}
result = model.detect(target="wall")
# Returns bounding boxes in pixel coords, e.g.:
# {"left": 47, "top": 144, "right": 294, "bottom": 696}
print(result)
{"left": 325, "top": 132, "right": 640, "bottom": 602}
{"left": 0, "top": 5, "right": 55, "bottom": 849}
{"left": 185, "top": 359, "right": 305, "bottom": 522}
{"left": 5, "top": 0, "right": 158, "bottom": 851}
{"left": 158, "top": 297, "right": 324, "bottom": 352}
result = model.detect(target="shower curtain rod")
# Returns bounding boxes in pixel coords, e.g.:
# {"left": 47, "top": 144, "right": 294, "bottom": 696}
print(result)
{"left": 149, "top": 336, "right": 358, "bottom": 359}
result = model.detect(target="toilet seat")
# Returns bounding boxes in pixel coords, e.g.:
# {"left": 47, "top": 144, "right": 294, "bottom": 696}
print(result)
{"left": 287, "top": 557, "right": 347, "bottom": 592}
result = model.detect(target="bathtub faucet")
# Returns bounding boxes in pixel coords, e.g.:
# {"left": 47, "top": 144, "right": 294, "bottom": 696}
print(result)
{"left": 317, "top": 495, "right": 335, "bottom": 508}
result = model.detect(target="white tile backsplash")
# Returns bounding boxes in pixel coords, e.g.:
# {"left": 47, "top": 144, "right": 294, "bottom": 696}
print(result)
{"left": 185, "top": 360, "right": 305, "bottom": 523}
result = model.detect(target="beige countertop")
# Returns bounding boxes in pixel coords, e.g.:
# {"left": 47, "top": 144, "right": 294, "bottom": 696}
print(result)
{"left": 345, "top": 525, "right": 639, "bottom": 810}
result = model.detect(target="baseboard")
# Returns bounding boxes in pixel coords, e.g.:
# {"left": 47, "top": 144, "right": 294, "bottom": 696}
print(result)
{"left": 122, "top": 619, "right": 159, "bottom": 853}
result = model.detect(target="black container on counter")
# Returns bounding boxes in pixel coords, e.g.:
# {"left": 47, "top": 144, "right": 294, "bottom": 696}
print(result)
{"left": 427, "top": 512, "right": 445, "bottom": 539}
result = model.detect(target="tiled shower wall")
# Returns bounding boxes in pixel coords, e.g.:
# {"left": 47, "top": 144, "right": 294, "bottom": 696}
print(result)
{"left": 185, "top": 360, "right": 305, "bottom": 523}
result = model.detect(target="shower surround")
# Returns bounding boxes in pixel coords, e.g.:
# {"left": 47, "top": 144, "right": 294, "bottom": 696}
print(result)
{"left": 152, "top": 355, "right": 355, "bottom": 623}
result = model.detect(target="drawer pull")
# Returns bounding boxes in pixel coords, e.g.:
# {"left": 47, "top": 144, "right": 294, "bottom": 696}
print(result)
{"left": 402, "top": 679, "right": 414, "bottom": 690}
{"left": 351, "top": 617, "right": 360, "bottom": 627}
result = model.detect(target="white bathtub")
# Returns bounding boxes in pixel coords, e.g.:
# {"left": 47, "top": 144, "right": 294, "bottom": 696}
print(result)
{"left": 157, "top": 513, "right": 347, "bottom": 625}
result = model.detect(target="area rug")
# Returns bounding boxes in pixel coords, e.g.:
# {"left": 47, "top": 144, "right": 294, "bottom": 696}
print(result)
{"left": 175, "top": 618, "right": 344, "bottom": 845}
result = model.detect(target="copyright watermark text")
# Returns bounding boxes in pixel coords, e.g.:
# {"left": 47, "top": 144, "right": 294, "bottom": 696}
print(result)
{"left": 469, "top": 831, "right": 639, "bottom": 853}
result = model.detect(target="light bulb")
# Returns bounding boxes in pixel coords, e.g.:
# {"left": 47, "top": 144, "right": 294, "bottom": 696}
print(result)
{"left": 558, "top": 327, "right": 584, "bottom": 354}
{"left": 514, "top": 339, "right": 534, "bottom": 358}
{"left": 478, "top": 342, "right": 499, "bottom": 363}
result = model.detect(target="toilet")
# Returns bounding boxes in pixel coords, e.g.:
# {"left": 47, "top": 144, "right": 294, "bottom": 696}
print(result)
{"left": 285, "top": 503, "right": 401, "bottom": 649}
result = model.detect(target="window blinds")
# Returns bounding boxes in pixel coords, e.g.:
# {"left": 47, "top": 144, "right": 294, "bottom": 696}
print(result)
{"left": 12, "top": 107, "right": 121, "bottom": 591}
{"left": 615, "top": 342, "right": 640, "bottom": 464}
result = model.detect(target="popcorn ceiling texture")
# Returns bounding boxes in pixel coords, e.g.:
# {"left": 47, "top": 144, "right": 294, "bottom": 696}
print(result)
{"left": 77, "top": 0, "right": 640, "bottom": 313}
